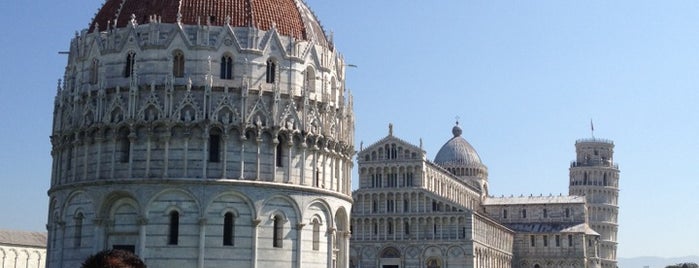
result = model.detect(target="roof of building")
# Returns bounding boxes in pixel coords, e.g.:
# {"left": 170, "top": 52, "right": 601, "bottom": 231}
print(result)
{"left": 433, "top": 122, "right": 484, "bottom": 167}
{"left": 0, "top": 229, "right": 47, "bottom": 248}
{"left": 89, "top": 0, "right": 330, "bottom": 47}
{"left": 483, "top": 195, "right": 585, "bottom": 205}
{"left": 504, "top": 223, "right": 599, "bottom": 235}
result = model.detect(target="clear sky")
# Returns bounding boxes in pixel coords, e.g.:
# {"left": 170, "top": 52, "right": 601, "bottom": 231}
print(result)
{"left": 0, "top": 0, "right": 697, "bottom": 258}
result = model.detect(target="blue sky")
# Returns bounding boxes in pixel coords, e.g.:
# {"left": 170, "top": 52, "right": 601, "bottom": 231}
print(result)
{"left": 0, "top": 0, "right": 697, "bottom": 258}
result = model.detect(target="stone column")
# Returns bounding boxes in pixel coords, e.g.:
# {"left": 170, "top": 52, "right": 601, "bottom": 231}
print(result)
{"left": 95, "top": 135, "right": 104, "bottom": 179}
{"left": 127, "top": 130, "right": 136, "bottom": 178}
{"left": 295, "top": 223, "right": 306, "bottom": 268}
{"left": 239, "top": 136, "right": 246, "bottom": 180}
{"left": 138, "top": 217, "right": 147, "bottom": 258}
{"left": 184, "top": 130, "right": 190, "bottom": 176}
{"left": 162, "top": 132, "right": 171, "bottom": 178}
{"left": 202, "top": 129, "right": 209, "bottom": 179}
{"left": 222, "top": 133, "right": 228, "bottom": 179}
{"left": 198, "top": 218, "right": 207, "bottom": 268}
{"left": 255, "top": 136, "right": 262, "bottom": 180}
{"left": 145, "top": 131, "right": 152, "bottom": 177}
{"left": 251, "top": 219, "right": 262, "bottom": 268}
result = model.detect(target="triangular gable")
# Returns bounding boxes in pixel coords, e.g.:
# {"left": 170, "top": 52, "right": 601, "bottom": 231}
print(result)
{"left": 359, "top": 134, "right": 423, "bottom": 156}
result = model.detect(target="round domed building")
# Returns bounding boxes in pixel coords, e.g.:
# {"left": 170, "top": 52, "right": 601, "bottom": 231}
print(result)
{"left": 47, "top": 1, "right": 354, "bottom": 267}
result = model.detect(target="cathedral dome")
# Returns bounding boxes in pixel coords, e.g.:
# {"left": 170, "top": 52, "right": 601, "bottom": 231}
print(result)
{"left": 434, "top": 122, "right": 483, "bottom": 167}
{"left": 90, "top": 0, "right": 330, "bottom": 47}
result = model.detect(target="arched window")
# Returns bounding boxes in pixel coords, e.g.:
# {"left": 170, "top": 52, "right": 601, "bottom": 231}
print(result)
{"left": 168, "top": 211, "right": 180, "bottom": 245}
{"left": 89, "top": 59, "right": 99, "bottom": 85}
{"left": 603, "top": 173, "right": 608, "bottom": 186}
{"left": 223, "top": 212, "right": 235, "bottom": 246}
{"left": 273, "top": 215, "right": 283, "bottom": 248}
{"left": 276, "top": 137, "right": 284, "bottom": 167}
{"left": 74, "top": 212, "right": 83, "bottom": 248}
{"left": 119, "top": 129, "right": 130, "bottom": 163}
{"left": 426, "top": 258, "right": 441, "bottom": 268}
{"left": 220, "top": 54, "right": 233, "bottom": 80}
{"left": 173, "top": 50, "right": 185, "bottom": 77}
{"left": 124, "top": 51, "right": 135, "bottom": 77}
{"left": 305, "top": 66, "right": 316, "bottom": 92}
{"left": 266, "top": 58, "right": 276, "bottom": 83}
{"left": 312, "top": 218, "right": 320, "bottom": 251}
{"left": 209, "top": 132, "right": 221, "bottom": 162}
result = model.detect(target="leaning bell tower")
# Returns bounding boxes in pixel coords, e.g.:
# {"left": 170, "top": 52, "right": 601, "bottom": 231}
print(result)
{"left": 569, "top": 138, "right": 620, "bottom": 268}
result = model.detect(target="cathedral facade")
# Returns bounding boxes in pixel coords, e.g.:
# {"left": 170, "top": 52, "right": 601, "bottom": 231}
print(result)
{"left": 47, "top": 1, "right": 353, "bottom": 267}
{"left": 350, "top": 124, "right": 619, "bottom": 268}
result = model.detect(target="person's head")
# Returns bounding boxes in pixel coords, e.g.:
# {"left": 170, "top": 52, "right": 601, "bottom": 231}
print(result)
{"left": 81, "top": 249, "right": 146, "bottom": 268}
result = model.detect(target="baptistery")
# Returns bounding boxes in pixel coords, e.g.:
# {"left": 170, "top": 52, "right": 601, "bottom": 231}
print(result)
{"left": 47, "top": 1, "right": 354, "bottom": 267}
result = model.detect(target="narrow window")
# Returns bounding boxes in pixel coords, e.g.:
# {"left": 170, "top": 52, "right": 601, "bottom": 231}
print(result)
{"left": 124, "top": 52, "right": 135, "bottom": 77}
{"left": 223, "top": 212, "right": 235, "bottom": 246}
{"left": 209, "top": 134, "right": 221, "bottom": 162}
{"left": 373, "top": 223, "right": 378, "bottom": 235}
{"left": 530, "top": 235, "right": 535, "bottom": 247}
{"left": 603, "top": 173, "right": 608, "bottom": 186}
{"left": 276, "top": 138, "right": 283, "bottom": 167}
{"left": 74, "top": 213, "right": 83, "bottom": 248}
{"left": 173, "top": 51, "right": 185, "bottom": 77}
{"left": 220, "top": 55, "right": 233, "bottom": 80}
{"left": 372, "top": 200, "right": 377, "bottom": 213}
{"left": 312, "top": 219, "right": 320, "bottom": 251}
{"left": 403, "top": 199, "right": 409, "bottom": 212}
{"left": 503, "top": 209, "right": 508, "bottom": 219}
{"left": 273, "top": 216, "right": 283, "bottom": 248}
{"left": 404, "top": 222, "right": 410, "bottom": 235}
{"left": 266, "top": 59, "right": 276, "bottom": 83}
{"left": 387, "top": 220, "right": 393, "bottom": 235}
{"left": 556, "top": 235, "right": 561, "bottom": 247}
{"left": 305, "top": 66, "right": 315, "bottom": 92}
{"left": 168, "top": 211, "right": 180, "bottom": 245}
{"left": 315, "top": 170, "right": 320, "bottom": 187}
{"left": 543, "top": 235, "right": 548, "bottom": 247}
{"left": 522, "top": 209, "right": 527, "bottom": 218}
{"left": 66, "top": 147, "right": 73, "bottom": 171}
{"left": 387, "top": 200, "right": 394, "bottom": 212}
{"left": 119, "top": 130, "right": 130, "bottom": 163}
{"left": 568, "top": 235, "right": 573, "bottom": 247}
{"left": 565, "top": 208, "right": 570, "bottom": 218}
{"left": 588, "top": 238, "right": 592, "bottom": 247}
{"left": 543, "top": 208, "right": 548, "bottom": 218}
{"left": 90, "top": 59, "right": 99, "bottom": 85}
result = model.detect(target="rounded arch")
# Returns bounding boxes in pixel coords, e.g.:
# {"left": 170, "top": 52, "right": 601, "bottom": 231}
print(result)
{"left": 334, "top": 206, "right": 350, "bottom": 231}
{"left": 61, "top": 190, "right": 95, "bottom": 219}
{"left": 204, "top": 190, "right": 258, "bottom": 218}
{"left": 98, "top": 190, "right": 141, "bottom": 219}
{"left": 303, "top": 198, "right": 333, "bottom": 227}
{"left": 145, "top": 187, "right": 201, "bottom": 216}
{"left": 259, "top": 193, "right": 301, "bottom": 223}
{"left": 379, "top": 246, "right": 401, "bottom": 258}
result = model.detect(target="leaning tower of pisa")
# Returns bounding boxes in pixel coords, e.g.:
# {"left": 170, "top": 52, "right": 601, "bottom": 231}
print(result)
{"left": 569, "top": 138, "right": 620, "bottom": 268}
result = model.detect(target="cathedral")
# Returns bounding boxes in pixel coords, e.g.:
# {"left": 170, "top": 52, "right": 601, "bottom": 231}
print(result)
{"left": 350, "top": 123, "right": 619, "bottom": 268}
{"left": 47, "top": 0, "right": 353, "bottom": 267}
{"left": 46, "top": 0, "right": 619, "bottom": 268}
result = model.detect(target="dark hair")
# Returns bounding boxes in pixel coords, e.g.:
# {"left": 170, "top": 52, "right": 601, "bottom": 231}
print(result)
{"left": 81, "top": 249, "right": 146, "bottom": 268}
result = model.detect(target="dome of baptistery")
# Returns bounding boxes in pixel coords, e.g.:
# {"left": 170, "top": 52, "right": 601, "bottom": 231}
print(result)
{"left": 434, "top": 122, "right": 488, "bottom": 193}
{"left": 47, "top": 0, "right": 353, "bottom": 267}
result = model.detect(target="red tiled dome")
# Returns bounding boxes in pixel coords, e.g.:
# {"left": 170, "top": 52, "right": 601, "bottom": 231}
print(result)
{"left": 90, "top": 0, "right": 329, "bottom": 47}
